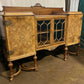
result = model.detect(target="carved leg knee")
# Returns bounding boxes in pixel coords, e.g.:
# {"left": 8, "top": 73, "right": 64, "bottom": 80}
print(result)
{"left": 77, "top": 44, "right": 80, "bottom": 56}
{"left": 33, "top": 55, "right": 38, "bottom": 71}
{"left": 64, "top": 46, "right": 68, "bottom": 61}
{"left": 8, "top": 61, "right": 13, "bottom": 81}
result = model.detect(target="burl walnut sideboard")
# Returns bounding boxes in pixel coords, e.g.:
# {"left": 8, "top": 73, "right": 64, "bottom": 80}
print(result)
{"left": 0, "top": 4, "right": 83, "bottom": 81}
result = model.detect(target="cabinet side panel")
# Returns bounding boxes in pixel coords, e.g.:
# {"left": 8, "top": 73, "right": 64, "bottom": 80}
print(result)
{"left": 66, "top": 13, "right": 83, "bottom": 46}
{"left": 4, "top": 16, "right": 36, "bottom": 61}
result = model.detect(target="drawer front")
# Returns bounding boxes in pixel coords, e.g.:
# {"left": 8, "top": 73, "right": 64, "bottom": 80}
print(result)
{"left": 4, "top": 16, "right": 36, "bottom": 60}
{"left": 66, "top": 14, "right": 83, "bottom": 46}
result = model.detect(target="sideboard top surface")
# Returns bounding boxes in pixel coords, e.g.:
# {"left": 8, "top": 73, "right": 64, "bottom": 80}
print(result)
{"left": 2, "top": 4, "right": 64, "bottom": 15}
{"left": 1, "top": 3, "right": 83, "bottom": 16}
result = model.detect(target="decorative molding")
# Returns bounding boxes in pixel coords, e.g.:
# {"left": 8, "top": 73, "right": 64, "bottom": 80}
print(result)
{"left": 32, "top": 3, "right": 43, "bottom": 7}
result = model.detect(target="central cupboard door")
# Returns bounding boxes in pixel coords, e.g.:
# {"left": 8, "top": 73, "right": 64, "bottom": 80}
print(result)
{"left": 35, "top": 15, "right": 67, "bottom": 49}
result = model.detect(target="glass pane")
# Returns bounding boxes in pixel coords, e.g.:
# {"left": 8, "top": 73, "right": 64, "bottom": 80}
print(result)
{"left": 61, "top": 19, "right": 65, "bottom": 22}
{"left": 54, "top": 24, "right": 56, "bottom": 30}
{"left": 57, "top": 31, "right": 64, "bottom": 41}
{"left": 54, "top": 31, "right": 56, "bottom": 40}
{"left": 41, "top": 24, "right": 47, "bottom": 32}
{"left": 37, "top": 21, "right": 43, "bottom": 25}
{"left": 37, "top": 20, "right": 50, "bottom": 32}
{"left": 55, "top": 20, "right": 59, "bottom": 23}
{"left": 41, "top": 33, "right": 47, "bottom": 42}
{"left": 37, "top": 25, "right": 40, "bottom": 32}
{"left": 57, "top": 23, "right": 62, "bottom": 30}
{"left": 57, "top": 31, "right": 61, "bottom": 40}
{"left": 38, "top": 34, "right": 40, "bottom": 43}
{"left": 54, "top": 19, "right": 65, "bottom": 42}
{"left": 37, "top": 20, "right": 50, "bottom": 46}
{"left": 48, "top": 33, "right": 50, "bottom": 41}
{"left": 63, "top": 23, "right": 65, "bottom": 29}
{"left": 48, "top": 24, "right": 50, "bottom": 31}
{"left": 45, "top": 20, "right": 50, "bottom": 24}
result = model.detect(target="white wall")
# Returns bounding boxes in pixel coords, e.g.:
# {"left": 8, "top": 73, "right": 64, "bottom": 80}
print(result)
{"left": 0, "top": 0, "right": 65, "bottom": 11}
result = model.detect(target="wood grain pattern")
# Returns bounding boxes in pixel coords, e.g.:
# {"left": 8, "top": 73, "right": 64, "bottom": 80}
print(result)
{"left": 4, "top": 16, "right": 36, "bottom": 61}
{"left": 66, "top": 12, "right": 83, "bottom": 46}
{"left": 4, "top": 12, "right": 34, "bottom": 16}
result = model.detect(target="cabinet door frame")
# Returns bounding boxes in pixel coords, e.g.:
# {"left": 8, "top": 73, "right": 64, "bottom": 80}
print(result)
{"left": 53, "top": 16, "right": 67, "bottom": 45}
{"left": 35, "top": 18, "right": 52, "bottom": 48}
{"left": 4, "top": 16, "right": 36, "bottom": 61}
{"left": 35, "top": 15, "right": 67, "bottom": 50}
{"left": 66, "top": 13, "right": 83, "bottom": 46}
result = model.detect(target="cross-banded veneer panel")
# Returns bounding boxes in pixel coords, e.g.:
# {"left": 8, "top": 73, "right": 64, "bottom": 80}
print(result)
{"left": 4, "top": 16, "right": 36, "bottom": 61}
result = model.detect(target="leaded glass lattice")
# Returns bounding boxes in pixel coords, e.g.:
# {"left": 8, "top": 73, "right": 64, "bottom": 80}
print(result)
{"left": 54, "top": 19, "right": 65, "bottom": 42}
{"left": 37, "top": 20, "right": 50, "bottom": 46}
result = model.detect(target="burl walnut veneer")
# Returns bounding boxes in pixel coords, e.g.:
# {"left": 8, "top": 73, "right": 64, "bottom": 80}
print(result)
{"left": 0, "top": 4, "right": 83, "bottom": 81}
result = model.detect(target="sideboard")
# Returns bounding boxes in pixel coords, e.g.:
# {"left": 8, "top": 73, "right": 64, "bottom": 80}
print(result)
{"left": 0, "top": 4, "right": 83, "bottom": 81}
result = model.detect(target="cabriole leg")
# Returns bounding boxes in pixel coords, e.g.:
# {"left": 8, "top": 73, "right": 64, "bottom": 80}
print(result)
{"left": 8, "top": 61, "right": 13, "bottom": 81}
{"left": 64, "top": 46, "right": 68, "bottom": 61}
{"left": 33, "top": 55, "right": 38, "bottom": 71}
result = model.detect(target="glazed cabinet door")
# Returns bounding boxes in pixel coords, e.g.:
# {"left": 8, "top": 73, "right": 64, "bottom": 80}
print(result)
{"left": 36, "top": 19, "right": 51, "bottom": 47}
{"left": 4, "top": 16, "right": 36, "bottom": 61}
{"left": 35, "top": 15, "right": 67, "bottom": 50}
{"left": 66, "top": 12, "right": 83, "bottom": 46}
{"left": 53, "top": 17, "right": 67, "bottom": 44}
